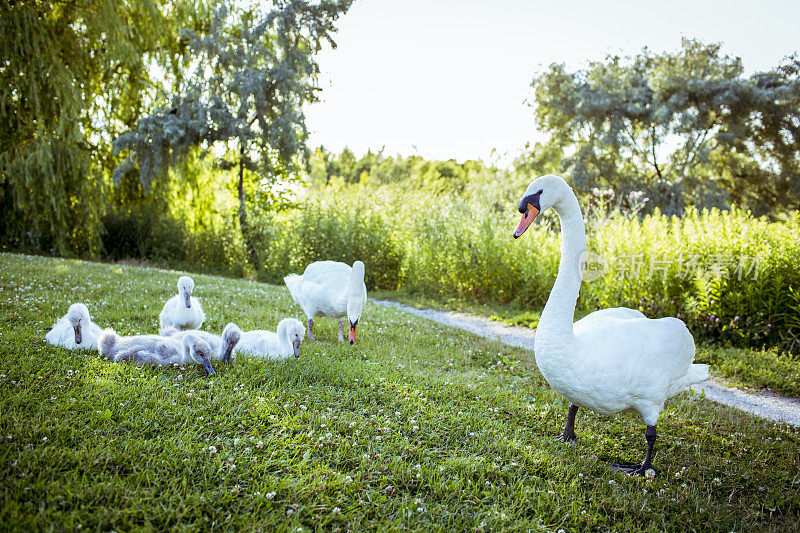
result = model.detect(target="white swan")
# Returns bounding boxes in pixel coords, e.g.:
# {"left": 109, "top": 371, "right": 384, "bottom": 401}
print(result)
{"left": 159, "top": 276, "right": 206, "bottom": 330}
{"left": 234, "top": 318, "right": 306, "bottom": 360}
{"left": 98, "top": 329, "right": 217, "bottom": 375}
{"left": 284, "top": 261, "right": 367, "bottom": 343}
{"left": 160, "top": 323, "right": 242, "bottom": 363}
{"left": 45, "top": 303, "right": 103, "bottom": 350}
{"left": 513, "top": 174, "right": 709, "bottom": 476}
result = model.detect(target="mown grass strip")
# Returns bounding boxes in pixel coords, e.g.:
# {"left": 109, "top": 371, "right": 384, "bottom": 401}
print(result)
{"left": 1, "top": 253, "right": 798, "bottom": 530}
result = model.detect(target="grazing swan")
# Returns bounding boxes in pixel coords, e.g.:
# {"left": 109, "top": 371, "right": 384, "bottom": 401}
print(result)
{"left": 284, "top": 261, "right": 367, "bottom": 344}
{"left": 98, "top": 329, "right": 217, "bottom": 375}
{"left": 160, "top": 323, "right": 242, "bottom": 363}
{"left": 159, "top": 276, "right": 206, "bottom": 330}
{"left": 234, "top": 318, "right": 306, "bottom": 360}
{"left": 513, "top": 174, "right": 709, "bottom": 476}
{"left": 45, "top": 303, "right": 103, "bottom": 350}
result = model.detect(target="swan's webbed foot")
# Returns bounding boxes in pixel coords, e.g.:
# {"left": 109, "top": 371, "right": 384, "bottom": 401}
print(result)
{"left": 556, "top": 432, "right": 577, "bottom": 443}
{"left": 611, "top": 425, "right": 657, "bottom": 477}
{"left": 611, "top": 463, "right": 656, "bottom": 478}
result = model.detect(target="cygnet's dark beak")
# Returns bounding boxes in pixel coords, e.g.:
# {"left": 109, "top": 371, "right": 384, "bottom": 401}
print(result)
{"left": 221, "top": 343, "right": 234, "bottom": 363}
{"left": 73, "top": 324, "right": 82, "bottom": 345}
{"left": 292, "top": 339, "right": 301, "bottom": 358}
{"left": 201, "top": 359, "right": 216, "bottom": 375}
{"left": 184, "top": 293, "right": 192, "bottom": 308}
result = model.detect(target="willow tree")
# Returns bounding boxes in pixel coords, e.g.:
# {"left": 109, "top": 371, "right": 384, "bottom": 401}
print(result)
{"left": 113, "top": 0, "right": 352, "bottom": 270}
{"left": 0, "top": 0, "right": 206, "bottom": 254}
{"left": 530, "top": 39, "right": 800, "bottom": 214}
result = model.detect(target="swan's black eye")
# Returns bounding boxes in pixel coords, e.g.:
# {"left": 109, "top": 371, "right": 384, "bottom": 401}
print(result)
{"left": 518, "top": 189, "right": 543, "bottom": 214}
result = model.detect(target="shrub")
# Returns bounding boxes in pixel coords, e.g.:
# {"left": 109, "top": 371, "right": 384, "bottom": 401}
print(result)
{"left": 254, "top": 189, "right": 404, "bottom": 290}
{"left": 101, "top": 208, "right": 186, "bottom": 263}
{"left": 267, "top": 183, "right": 800, "bottom": 353}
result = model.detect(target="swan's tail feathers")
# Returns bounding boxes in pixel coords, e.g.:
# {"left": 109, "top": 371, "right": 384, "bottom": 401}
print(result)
{"left": 97, "top": 329, "right": 119, "bottom": 360}
{"left": 667, "top": 363, "right": 710, "bottom": 398}
{"left": 283, "top": 274, "right": 303, "bottom": 305}
{"left": 688, "top": 363, "right": 710, "bottom": 383}
{"left": 220, "top": 323, "right": 242, "bottom": 363}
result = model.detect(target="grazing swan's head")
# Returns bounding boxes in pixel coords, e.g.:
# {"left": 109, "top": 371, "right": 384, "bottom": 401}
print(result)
{"left": 177, "top": 276, "right": 195, "bottom": 308}
{"left": 513, "top": 175, "right": 573, "bottom": 239}
{"left": 278, "top": 318, "right": 306, "bottom": 358}
{"left": 220, "top": 323, "right": 242, "bottom": 363}
{"left": 183, "top": 334, "right": 216, "bottom": 375}
{"left": 347, "top": 261, "right": 366, "bottom": 344}
{"left": 67, "top": 303, "right": 91, "bottom": 345}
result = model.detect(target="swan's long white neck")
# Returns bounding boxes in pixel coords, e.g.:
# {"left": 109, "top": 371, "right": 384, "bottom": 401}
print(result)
{"left": 536, "top": 192, "right": 586, "bottom": 346}
{"left": 346, "top": 263, "right": 366, "bottom": 319}
{"left": 277, "top": 326, "right": 292, "bottom": 352}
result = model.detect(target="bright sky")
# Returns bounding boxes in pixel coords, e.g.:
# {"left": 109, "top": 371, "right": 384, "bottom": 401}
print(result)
{"left": 304, "top": 0, "right": 799, "bottom": 166}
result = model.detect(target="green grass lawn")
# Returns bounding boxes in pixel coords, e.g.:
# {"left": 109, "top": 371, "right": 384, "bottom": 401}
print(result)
{"left": 2, "top": 253, "right": 799, "bottom": 531}
{"left": 372, "top": 290, "right": 800, "bottom": 399}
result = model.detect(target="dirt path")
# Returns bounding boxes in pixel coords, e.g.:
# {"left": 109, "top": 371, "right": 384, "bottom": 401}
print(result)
{"left": 373, "top": 299, "right": 800, "bottom": 427}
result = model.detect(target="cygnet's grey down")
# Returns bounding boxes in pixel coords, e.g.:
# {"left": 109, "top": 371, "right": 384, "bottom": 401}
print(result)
{"left": 234, "top": 318, "right": 306, "bottom": 360}
{"left": 160, "top": 323, "right": 242, "bottom": 363}
{"left": 159, "top": 275, "right": 206, "bottom": 330}
{"left": 45, "top": 303, "right": 103, "bottom": 350}
{"left": 97, "top": 329, "right": 218, "bottom": 375}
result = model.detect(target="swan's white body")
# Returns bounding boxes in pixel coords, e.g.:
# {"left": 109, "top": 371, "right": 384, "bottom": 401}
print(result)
{"left": 515, "top": 175, "right": 708, "bottom": 473}
{"left": 160, "top": 323, "right": 242, "bottom": 362}
{"left": 234, "top": 318, "right": 306, "bottom": 360}
{"left": 98, "top": 329, "right": 217, "bottom": 375}
{"left": 545, "top": 312, "right": 702, "bottom": 423}
{"left": 159, "top": 276, "right": 205, "bottom": 330}
{"left": 284, "top": 261, "right": 367, "bottom": 342}
{"left": 45, "top": 303, "right": 103, "bottom": 350}
{"left": 517, "top": 175, "right": 708, "bottom": 425}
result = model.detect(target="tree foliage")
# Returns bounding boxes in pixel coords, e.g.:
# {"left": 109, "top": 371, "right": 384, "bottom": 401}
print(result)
{"left": 530, "top": 39, "right": 800, "bottom": 215}
{"left": 113, "top": 0, "right": 352, "bottom": 269}
{"left": 306, "top": 147, "right": 494, "bottom": 195}
{"left": 0, "top": 0, "right": 212, "bottom": 254}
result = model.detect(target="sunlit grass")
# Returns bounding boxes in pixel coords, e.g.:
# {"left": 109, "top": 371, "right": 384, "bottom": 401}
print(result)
{"left": 1, "top": 253, "right": 798, "bottom": 530}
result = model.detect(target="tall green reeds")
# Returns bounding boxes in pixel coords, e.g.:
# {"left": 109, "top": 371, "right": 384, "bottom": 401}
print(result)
{"left": 253, "top": 184, "right": 800, "bottom": 353}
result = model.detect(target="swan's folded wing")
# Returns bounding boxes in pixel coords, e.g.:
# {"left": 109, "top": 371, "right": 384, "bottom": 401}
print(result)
{"left": 573, "top": 307, "right": 647, "bottom": 329}
{"left": 574, "top": 315, "right": 696, "bottom": 383}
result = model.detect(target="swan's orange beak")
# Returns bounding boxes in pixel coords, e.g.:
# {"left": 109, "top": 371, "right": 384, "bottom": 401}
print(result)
{"left": 348, "top": 321, "right": 357, "bottom": 344}
{"left": 513, "top": 203, "right": 539, "bottom": 239}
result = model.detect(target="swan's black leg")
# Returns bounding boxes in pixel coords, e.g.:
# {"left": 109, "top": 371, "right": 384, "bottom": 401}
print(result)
{"left": 641, "top": 425, "right": 657, "bottom": 470}
{"left": 307, "top": 318, "right": 315, "bottom": 341}
{"left": 612, "top": 425, "right": 657, "bottom": 476}
{"left": 557, "top": 403, "right": 578, "bottom": 442}
{"left": 338, "top": 318, "right": 346, "bottom": 342}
